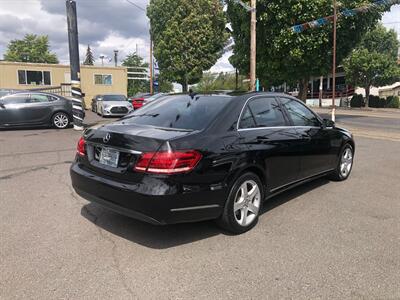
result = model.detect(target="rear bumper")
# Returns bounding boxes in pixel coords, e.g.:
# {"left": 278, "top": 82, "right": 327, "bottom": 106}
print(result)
{"left": 70, "top": 163, "right": 226, "bottom": 225}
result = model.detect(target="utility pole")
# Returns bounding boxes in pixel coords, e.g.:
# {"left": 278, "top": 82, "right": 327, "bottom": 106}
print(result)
{"left": 250, "top": 0, "right": 257, "bottom": 92}
{"left": 319, "top": 76, "right": 323, "bottom": 107}
{"left": 66, "top": 0, "right": 84, "bottom": 131}
{"left": 150, "top": 37, "right": 153, "bottom": 95}
{"left": 235, "top": 68, "right": 239, "bottom": 90}
{"left": 125, "top": 0, "right": 153, "bottom": 94}
{"left": 332, "top": 0, "right": 337, "bottom": 122}
{"left": 114, "top": 50, "right": 119, "bottom": 67}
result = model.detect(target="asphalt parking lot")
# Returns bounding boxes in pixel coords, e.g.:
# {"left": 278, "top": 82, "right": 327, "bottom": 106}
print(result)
{"left": 1, "top": 111, "right": 400, "bottom": 299}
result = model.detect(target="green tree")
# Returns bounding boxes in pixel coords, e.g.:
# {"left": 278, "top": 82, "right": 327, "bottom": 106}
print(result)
{"left": 157, "top": 73, "right": 174, "bottom": 93}
{"left": 83, "top": 45, "right": 95, "bottom": 65}
{"left": 343, "top": 24, "right": 400, "bottom": 106}
{"left": 147, "top": 0, "right": 229, "bottom": 92}
{"left": 195, "top": 71, "right": 249, "bottom": 92}
{"left": 196, "top": 72, "right": 216, "bottom": 92}
{"left": 227, "top": 0, "right": 391, "bottom": 101}
{"left": 122, "top": 52, "right": 150, "bottom": 96}
{"left": 4, "top": 34, "right": 58, "bottom": 64}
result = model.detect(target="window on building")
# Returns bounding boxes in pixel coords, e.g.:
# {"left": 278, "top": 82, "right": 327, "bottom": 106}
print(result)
{"left": 18, "top": 70, "right": 51, "bottom": 85}
{"left": 94, "top": 74, "right": 112, "bottom": 85}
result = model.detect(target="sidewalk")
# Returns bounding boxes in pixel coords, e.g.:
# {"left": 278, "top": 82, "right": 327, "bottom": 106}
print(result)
{"left": 312, "top": 107, "right": 400, "bottom": 119}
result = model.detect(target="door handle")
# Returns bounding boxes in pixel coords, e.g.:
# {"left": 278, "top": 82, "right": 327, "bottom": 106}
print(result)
{"left": 301, "top": 134, "right": 311, "bottom": 141}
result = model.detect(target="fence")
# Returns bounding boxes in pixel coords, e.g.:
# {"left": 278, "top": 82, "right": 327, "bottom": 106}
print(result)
{"left": 28, "top": 83, "right": 72, "bottom": 97}
{"left": 307, "top": 86, "right": 355, "bottom": 100}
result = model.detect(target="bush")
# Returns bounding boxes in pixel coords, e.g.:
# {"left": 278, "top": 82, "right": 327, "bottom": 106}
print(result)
{"left": 350, "top": 94, "right": 363, "bottom": 107}
{"left": 368, "top": 95, "right": 379, "bottom": 107}
{"left": 386, "top": 96, "right": 400, "bottom": 108}
{"left": 379, "top": 98, "right": 386, "bottom": 108}
{"left": 369, "top": 95, "right": 386, "bottom": 108}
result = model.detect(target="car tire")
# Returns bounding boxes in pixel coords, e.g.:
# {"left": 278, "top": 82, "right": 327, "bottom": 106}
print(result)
{"left": 329, "top": 143, "right": 354, "bottom": 181}
{"left": 52, "top": 112, "right": 70, "bottom": 129}
{"left": 217, "top": 172, "right": 263, "bottom": 234}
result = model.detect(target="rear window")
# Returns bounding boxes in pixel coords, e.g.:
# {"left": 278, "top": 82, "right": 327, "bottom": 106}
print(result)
{"left": 122, "top": 95, "right": 231, "bottom": 130}
{"left": 103, "top": 95, "right": 127, "bottom": 101}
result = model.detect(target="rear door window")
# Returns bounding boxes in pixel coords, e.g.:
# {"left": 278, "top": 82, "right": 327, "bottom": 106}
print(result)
{"left": 239, "top": 106, "right": 257, "bottom": 129}
{"left": 280, "top": 97, "right": 321, "bottom": 127}
{"left": 30, "top": 94, "right": 51, "bottom": 103}
{"left": 122, "top": 95, "right": 231, "bottom": 130}
{"left": 239, "top": 97, "right": 286, "bottom": 129}
{"left": 2, "top": 94, "right": 30, "bottom": 104}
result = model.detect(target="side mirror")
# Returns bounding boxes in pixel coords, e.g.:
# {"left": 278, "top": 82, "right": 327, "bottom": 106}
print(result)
{"left": 0, "top": 102, "right": 5, "bottom": 109}
{"left": 323, "top": 118, "right": 335, "bottom": 128}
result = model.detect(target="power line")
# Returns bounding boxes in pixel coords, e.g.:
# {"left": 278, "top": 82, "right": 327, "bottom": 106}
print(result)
{"left": 125, "top": 0, "right": 146, "bottom": 12}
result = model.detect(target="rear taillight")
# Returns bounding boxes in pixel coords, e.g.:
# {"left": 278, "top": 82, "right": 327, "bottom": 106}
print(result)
{"left": 77, "top": 137, "right": 86, "bottom": 156}
{"left": 134, "top": 150, "right": 202, "bottom": 174}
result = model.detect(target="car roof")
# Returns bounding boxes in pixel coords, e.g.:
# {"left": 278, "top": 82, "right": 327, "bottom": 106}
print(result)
{"left": 1, "top": 90, "right": 64, "bottom": 99}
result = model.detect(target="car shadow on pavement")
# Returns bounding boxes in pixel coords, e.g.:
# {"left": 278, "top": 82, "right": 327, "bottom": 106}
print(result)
{"left": 81, "top": 178, "right": 330, "bottom": 249}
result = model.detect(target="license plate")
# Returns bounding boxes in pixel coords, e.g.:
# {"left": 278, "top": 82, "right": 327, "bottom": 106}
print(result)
{"left": 99, "top": 148, "right": 120, "bottom": 168}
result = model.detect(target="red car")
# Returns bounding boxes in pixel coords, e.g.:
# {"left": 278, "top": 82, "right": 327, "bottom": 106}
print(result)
{"left": 129, "top": 93, "right": 151, "bottom": 110}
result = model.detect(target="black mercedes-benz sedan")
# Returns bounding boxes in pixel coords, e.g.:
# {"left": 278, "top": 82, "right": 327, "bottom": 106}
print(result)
{"left": 70, "top": 93, "right": 355, "bottom": 234}
{"left": 0, "top": 92, "right": 73, "bottom": 129}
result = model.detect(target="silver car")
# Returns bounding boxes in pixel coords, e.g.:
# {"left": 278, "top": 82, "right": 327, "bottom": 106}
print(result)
{"left": 96, "top": 94, "right": 133, "bottom": 117}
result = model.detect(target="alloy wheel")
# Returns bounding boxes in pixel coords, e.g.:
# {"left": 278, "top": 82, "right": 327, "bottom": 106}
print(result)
{"left": 340, "top": 147, "right": 353, "bottom": 178}
{"left": 233, "top": 180, "right": 261, "bottom": 227}
{"left": 53, "top": 113, "right": 69, "bottom": 129}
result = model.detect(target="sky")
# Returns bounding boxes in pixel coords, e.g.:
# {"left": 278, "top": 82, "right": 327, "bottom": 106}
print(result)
{"left": 0, "top": 0, "right": 399, "bottom": 73}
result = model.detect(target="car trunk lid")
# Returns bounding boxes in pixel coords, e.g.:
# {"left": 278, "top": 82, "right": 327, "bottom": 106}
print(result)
{"left": 81, "top": 122, "right": 195, "bottom": 181}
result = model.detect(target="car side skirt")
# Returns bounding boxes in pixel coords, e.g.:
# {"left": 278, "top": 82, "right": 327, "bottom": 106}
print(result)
{"left": 266, "top": 169, "right": 335, "bottom": 200}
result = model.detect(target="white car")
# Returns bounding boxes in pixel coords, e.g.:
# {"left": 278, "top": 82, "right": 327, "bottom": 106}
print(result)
{"left": 96, "top": 94, "right": 133, "bottom": 117}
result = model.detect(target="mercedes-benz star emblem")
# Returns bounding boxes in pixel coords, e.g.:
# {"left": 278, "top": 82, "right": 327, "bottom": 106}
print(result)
{"left": 103, "top": 133, "right": 111, "bottom": 143}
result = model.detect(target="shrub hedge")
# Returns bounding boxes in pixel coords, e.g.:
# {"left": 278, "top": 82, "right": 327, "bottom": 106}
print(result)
{"left": 350, "top": 94, "right": 363, "bottom": 107}
{"left": 368, "top": 96, "right": 386, "bottom": 108}
{"left": 350, "top": 94, "right": 399, "bottom": 108}
{"left": 386, "top": 96, "right": 400, "bottom": 108}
